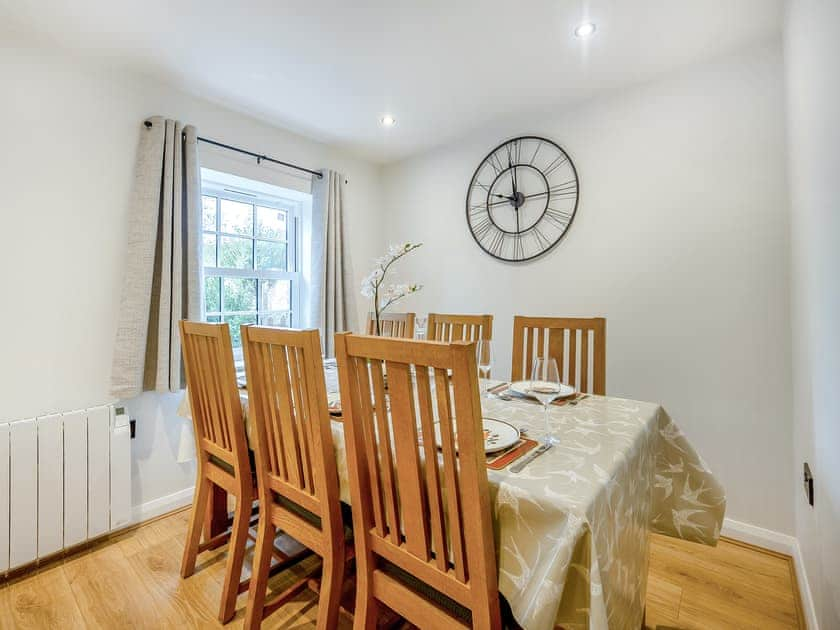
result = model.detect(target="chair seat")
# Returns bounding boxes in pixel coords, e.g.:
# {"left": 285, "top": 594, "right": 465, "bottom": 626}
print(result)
{"left": 378, "top": 561, "right": 520, "bottom": 628}
{"left": 380, "top": 560, "right": 471, "bottom": 623}
{"left": 271, "top": 492, "right": 353, "bottom": 534}
{"left": 209, "top": 451, "right": 255, "bottom": 477}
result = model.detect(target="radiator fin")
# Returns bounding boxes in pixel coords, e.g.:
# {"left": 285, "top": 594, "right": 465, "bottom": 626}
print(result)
{"left": 10, "top": 419, "right": 37, "bottom": 569}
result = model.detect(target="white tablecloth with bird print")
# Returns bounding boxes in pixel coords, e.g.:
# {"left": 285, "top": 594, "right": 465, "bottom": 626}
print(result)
{"left": 476, "top": 392, "right": 725, "bottom": 630}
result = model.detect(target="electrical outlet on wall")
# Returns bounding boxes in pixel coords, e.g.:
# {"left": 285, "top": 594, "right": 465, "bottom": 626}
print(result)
{"left": 803, "top": 462, "right": 814, "bottom": 507}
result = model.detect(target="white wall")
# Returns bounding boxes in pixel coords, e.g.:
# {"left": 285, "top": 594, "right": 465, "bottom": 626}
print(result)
{"left": 0, "top": 42, "right": 383, "bottom": 513}
{"left": 382, "top": 43, "right": 794, "bottom": 535}
{"left": 785, "top": 1, "right": 840, "bottom": 627}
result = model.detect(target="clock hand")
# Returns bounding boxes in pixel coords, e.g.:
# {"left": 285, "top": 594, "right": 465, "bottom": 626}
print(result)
{"left": 488, "top": 197, "right": 515, "bottom": 207}
{"left": 523, "top": 191, "right": 548, "bottom": 200}
{"left": 520, "top": 188, "right": 573, "bottom": 201}
{"left": 511, "top": 161, "right": 518, "bottom": 200}
{"left": 508, "top": 157, "right": 517, "bottom": 198}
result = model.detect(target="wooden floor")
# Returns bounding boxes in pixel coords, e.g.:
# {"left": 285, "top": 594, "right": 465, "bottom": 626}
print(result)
{"left": 0, "top": 508, "right": 802, "bottom": 629}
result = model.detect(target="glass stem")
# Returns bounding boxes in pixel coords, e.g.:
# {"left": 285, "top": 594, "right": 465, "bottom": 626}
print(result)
{"left": 544, "top": 403, "right": 551, "bottom": 439}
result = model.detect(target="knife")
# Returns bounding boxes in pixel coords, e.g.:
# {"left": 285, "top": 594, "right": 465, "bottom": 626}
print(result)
{"left": 509, "top": 441, "right": 554, "bottom": 473}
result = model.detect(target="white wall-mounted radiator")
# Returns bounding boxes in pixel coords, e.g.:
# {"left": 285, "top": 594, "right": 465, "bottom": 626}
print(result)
{"left": 0, "top": 404, "right": 132, "bottom": 573}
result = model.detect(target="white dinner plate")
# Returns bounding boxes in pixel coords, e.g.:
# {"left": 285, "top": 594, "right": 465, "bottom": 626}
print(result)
{"left": 433, "top": 418, "right": 520, "bottom": 454}
{"left": 508, "top": 380, "right": 576, "bottom": 400}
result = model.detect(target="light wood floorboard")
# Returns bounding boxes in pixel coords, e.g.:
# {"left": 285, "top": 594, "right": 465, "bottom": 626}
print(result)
{"left": 0, "top": 510, "right": 802, "bottom": 629}
{"left": 645, "top": 535, "right": 803, "bottom": 630}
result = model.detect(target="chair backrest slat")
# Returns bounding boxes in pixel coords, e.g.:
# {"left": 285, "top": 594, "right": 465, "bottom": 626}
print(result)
{"left": 270, "top": 343, "right": 301, "bottom": 487}
{"left": 370, "top": 358, "right": 401, "bottom": 546}
{"left": 580, "top": 328, "right": 589, "bottom": 393}
{"left": 511, "top": 316, "right": 606, "bottom": 395}
{"left": 336, "top": 333, "right": 500, "bottom": 624}
{"left": 414, "top": 366, "right": 448, "bottom": 573}
{"left": 387, "top": 360, "right": 431, "bottom": 559}
{"left": 366, "top": 312, "right": 416, "bottom": 338}
{"left": 193, "top": 334, "right": 218, "bottom": 446}
{"left": 433, "top": 364, "right": 467, "bottom": 582}
{"left": 291, "top": 345, "right": 315, "bottom": 494}
{"left": 427, "top": 313, "right": 493, "bottom": 344}
{"left": 179, "top": 321, "right": 248, "bottom": 473}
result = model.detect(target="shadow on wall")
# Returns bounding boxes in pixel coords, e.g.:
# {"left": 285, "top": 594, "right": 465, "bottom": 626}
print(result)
{"left": 123, "top": 391, "right": 196, "bottom": 513}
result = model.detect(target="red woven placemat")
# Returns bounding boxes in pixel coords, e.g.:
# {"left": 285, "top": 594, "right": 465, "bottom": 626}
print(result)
{"left": 487, "top": 438, "right": 539, "bottom": 470}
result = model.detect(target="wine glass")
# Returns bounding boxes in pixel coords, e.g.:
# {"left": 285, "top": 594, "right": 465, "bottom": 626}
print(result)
{"left": 529, "top": 357, "right": 562, "bottom": 444}
{"left": 476, "top": 340, "right": 493, "bottom": 397}
{"left": 415, "top": 316, "right": 427, "bottom": 340}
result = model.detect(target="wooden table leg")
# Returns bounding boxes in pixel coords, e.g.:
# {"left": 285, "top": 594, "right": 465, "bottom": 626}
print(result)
{"left": 206, "top": 483, "right": 229, "bottom": 539}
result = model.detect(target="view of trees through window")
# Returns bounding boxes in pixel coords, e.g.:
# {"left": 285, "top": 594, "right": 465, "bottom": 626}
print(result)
{"left": 202, "top": 187, "right": 300, "bottom": 348}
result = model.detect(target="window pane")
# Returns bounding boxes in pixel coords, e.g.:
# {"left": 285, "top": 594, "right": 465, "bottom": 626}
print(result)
{"left": 203, "top": 233, "right": 217, "bottom": 267}
{"left": 223, "top": 277, "right": 257, "bottom": 312}
{"left": 207, "top": 315, "right": 221, "bottom": 323}
{"left": 202, "top": 196, "right": 217, "bottom": 231}
{"left": 260, "top": 279, "right": 291, "bottom": 312}
{"left": 223, "top": 314, "right": 256, "bottom": 348}
{"left": 259, "top": 311, "right": 292, "bottom": 327}
{"left": 220, "top": 199, "right": 253, "bottom": 236}
{"left": 205, "top": 276, "right": 221, "bottom": 313}
{"left": 256, "top": 206, "right": 287, "bottom": 240}
{"left": 219, "top": 236, "right": 253, "bottom": 269}
{"left": 255, "top": 240, "right": 287, "bottom": 271}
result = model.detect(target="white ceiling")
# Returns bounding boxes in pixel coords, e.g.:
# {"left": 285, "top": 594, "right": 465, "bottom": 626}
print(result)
{"left": 1, "top": 0, "right": 783, "bottom": 163}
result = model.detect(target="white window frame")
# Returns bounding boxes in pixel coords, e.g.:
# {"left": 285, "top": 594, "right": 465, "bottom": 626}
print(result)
{"left": 201, "top": 181, "right": 303, "bottom": 353}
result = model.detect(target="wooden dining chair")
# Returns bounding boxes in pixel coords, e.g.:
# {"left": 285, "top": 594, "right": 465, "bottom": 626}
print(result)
{"left": 335, "top": 333, "right": 502, "bottom": 630}
{"left": 511, "top": 316, "right": 606, "bottom": 395}
{"left": 366, "top": 312, "right": 416, "bottom": 338}
{"left": 179, "top": 321, "right": 255, "bottom": 623}
{"left": 426, "top": 313, "right": 493, "bottom": 343}
{"left": 241, "top": 326, "right": 348, "bottom": 630}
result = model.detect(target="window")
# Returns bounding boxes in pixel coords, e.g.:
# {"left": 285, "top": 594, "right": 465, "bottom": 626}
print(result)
{"left": 201, "top": 171, "right": 306, "bottom": 350}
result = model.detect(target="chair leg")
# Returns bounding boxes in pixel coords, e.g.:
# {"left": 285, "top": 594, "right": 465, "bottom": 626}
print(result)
{"left": 352, "top": 578, "right": 379, "bottom": 630}
{"left": 219, "top": 493, "right": 252, "bottom": 624}
{"left": 472, "top": 601, "right": 503, "bottom": 630}
{"left": 181, "top": 476, "right": 211, "bottom": 578}
{"left": 244, "top": 516, "right": 276, "bottom": 630}
{"left": 315, "top": 546, "right": 344, "bottom": 630}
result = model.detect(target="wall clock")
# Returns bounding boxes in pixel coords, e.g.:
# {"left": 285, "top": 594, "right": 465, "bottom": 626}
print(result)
{"left": 466, "top": 136, "right": 579, "bottom": 262}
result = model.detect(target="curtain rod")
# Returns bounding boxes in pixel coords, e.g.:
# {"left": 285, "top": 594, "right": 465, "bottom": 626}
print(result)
{"left": 143, "top": 120, "right": 324, "bottom": 179}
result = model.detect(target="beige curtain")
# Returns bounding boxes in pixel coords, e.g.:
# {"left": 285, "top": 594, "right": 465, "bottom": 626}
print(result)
{"left": 310, "top": 170, "right": 353, "bottom": 356}
{"left": 110, "top": 117, "right": 202, "bottom": 398}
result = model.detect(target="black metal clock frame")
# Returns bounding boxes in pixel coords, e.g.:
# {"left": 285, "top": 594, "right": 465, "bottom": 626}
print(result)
{"left": 465, "top": 135, "right": 580, "bottom": 263}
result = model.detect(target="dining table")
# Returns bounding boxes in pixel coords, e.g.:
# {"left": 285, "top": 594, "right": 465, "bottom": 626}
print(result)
{"left": 177, "top": 363, "right": 726, "bottom": 630}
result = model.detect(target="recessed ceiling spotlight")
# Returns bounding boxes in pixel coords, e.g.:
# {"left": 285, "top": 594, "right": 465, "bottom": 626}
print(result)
{"left": 380, "top": 115, "right": 396, "bottom": 127}
{"left": 574, "top": 22, "right": 597, "bottom": 38}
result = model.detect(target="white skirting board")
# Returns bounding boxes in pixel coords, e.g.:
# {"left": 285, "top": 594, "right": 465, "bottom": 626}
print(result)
{"left": 722, "top": 518, "right": 819, "bottom": 630}
{"left": 130, "top": 487, "right": 195, "bottom": 526}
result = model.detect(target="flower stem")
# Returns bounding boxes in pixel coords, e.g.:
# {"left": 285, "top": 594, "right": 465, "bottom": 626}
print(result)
{"left": 369, "top": 243, "right": 422, "bottom": 336}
